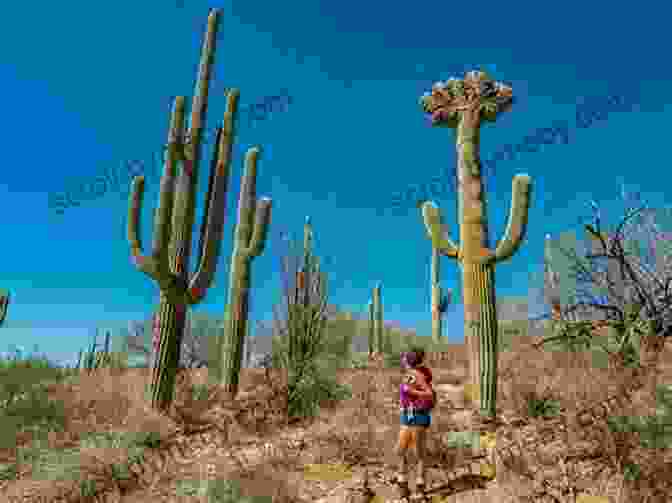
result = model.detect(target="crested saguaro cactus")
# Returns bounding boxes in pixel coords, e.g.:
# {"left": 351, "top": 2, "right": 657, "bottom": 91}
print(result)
{"left": 430, "top": 246, "right": 452, "bottom": 343}
{"left": 419, "top": 70, "right": 532, "bottom": 419}
{"left": 127, "top": 9, "right": 232, "bottom": 411}
{"left": 218, "top": 148, "right": 272, "bottom": 398}
{"left": 0, "top": 290, "right": 9, "bottom": 327}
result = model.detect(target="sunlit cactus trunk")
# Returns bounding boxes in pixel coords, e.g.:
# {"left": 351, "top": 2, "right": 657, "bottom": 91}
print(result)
{"left": 127, "top": 9, "right": 233, "bottom": 412}
{"left": 419, "top": 71, "right": 532, "bottom": 419}
{"left": 218, "top": 148, "right": 272, "bottom": 398}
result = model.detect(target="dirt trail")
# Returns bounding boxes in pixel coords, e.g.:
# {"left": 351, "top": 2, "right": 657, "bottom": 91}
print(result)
{"left": 108, "top": 377, "right": 499, "bottom": 502}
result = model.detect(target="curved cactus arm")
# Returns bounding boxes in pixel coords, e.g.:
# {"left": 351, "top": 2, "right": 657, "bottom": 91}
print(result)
{"left": 188, "top": 91, "right": 240, "bottom": 304}
{"left": 128, "top": 97, "right": 184, "bottom": 278}
{"left": 187, "top": 127, "right": 229, "bottom": 304}
{"left": 237, "top": 147, "right": 272, "bottom": 258}
{"left": 422, "top": 201, "right": 459, "bottom": 258}
{"left": 0, "top": 291, "right": 9, "bottom": 325}
{"left": 248, "top": 198, "right": 273, "bottom": 257}
{"left": 491, "top": 174, "right": 532, "bottom": 262}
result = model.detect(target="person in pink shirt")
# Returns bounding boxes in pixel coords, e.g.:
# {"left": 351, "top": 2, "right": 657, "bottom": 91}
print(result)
{"left": 394, "top": 346, "right": 436, "bottom": 500}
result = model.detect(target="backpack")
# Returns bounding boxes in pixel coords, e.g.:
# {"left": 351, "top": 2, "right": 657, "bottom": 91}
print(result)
{"left": 404, "top": 368, "right": 437, "bottom": 410}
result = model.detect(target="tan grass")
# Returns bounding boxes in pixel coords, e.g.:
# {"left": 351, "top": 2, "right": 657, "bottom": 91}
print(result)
{"left": 0, "top": 337, "right": 671, "bottom": 502}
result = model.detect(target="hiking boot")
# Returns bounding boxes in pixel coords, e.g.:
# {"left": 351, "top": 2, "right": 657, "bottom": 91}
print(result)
{"left": 393, "top": 476, "right": 411, "bottom": 501}
{"left": 414, "top": 478, "right": 427, "bottom": 501}
{"left": 415, "top": 478, "right": 426, "bottom": 493}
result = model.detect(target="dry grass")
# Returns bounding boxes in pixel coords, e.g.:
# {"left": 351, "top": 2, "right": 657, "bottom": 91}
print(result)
{"left": 0, "top": 335, "right": 671, "bottom": 502}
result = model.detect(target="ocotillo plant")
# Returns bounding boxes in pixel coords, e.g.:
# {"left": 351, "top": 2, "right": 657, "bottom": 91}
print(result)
{"left": 218, "top": 147, "right": 272, "bottom": 398}
{"left": 0, "top": 291, "right": 9, "bottom": 327}
{"left": 127, "top": 9, "right": 232, "bottom": 411}
{"left": 419, "top": 70, "right": 532, "bottom": 419}
{"left": 430, "top": 246, "right": 452, "bottom": 343}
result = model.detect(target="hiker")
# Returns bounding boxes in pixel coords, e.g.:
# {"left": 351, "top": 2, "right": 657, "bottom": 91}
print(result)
{"left": 394, "top": 347, "right": 436, "bottom": 500}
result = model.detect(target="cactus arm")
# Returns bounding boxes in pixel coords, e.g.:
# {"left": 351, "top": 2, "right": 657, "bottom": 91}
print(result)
{"left": 188, "top": 91, "right": 240, "bottom": 304}
{"left": 235, "top": 148, "right": 272, "bottom": 258}
{"left": 186, "top": 127, "right": 229, "bottom": 304}
{"left": 492, "top": 174, "right": 533, "bottom": 262}
{"left": 0, "top": 291, "right": 9, "bottom": 326}
{"left": 128, "top": 97, "right": 184, "bottom": 279}
{"left": 422, "top": 201, "right": 459, "bottom": 258}
{"left": 184, "top": 8, "right": 219, "bottom": 161}
{"left": 248, "top": 198, "right": 273, "bottom": 257}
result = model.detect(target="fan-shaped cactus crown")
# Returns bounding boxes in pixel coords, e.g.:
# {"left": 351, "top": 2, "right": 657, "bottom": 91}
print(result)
{"left": 419, "top": 69, "right": 514, "bottom": 128}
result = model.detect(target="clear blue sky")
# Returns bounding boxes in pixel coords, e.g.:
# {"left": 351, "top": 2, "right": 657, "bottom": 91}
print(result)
{"left": 2, "top": 0, "right": 670, "bottom": 365}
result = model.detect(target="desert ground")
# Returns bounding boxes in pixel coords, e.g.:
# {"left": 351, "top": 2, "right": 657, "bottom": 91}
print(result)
{"left": 1, "top": 334, "right": 671, "bottom": 502}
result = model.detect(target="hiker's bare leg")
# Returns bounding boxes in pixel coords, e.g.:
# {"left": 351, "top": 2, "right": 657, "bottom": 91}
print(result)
{"left": 394, "top": 426, "right": 413, "bottom": 499}
{"left": 395, "top": 426, "right": 412, "bottom": 481}
{"left": 414, "top": 426, "right": 427, "bottom": 487}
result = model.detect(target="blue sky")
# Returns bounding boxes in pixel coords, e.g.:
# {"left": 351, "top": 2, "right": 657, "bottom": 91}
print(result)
{"left": 2, "top": 0, "right": 670, "bottom": 365}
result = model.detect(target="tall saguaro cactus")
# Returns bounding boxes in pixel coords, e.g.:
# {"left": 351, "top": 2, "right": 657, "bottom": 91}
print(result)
{"left": 127, "top": 9, "right": 232, "bottom": 411}
{"left": 371, "top": 282, "right": 383, "bottom": 353}
{"left": 367, "top": 300, "right": 375, "bottom": 355}
{"left": 430, "top": 246, "right": 452, "bottom": 343}
{"left": 0, "top": 291, "right": 9, "bottom": 327}
{"left": 419, "top": 70, "right": 532, "bottom": 419}
{"left": 218, "top": 148, "right": 272, "bottom": 398}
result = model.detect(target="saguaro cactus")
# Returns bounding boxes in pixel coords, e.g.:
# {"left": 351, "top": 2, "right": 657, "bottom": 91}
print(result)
{"left": 218, "top": 148, "right": 272, "bottom": 397}
{"left": 430, "top": 246, "right": 452, "bottom": 343}
{"left": 0, "top": 290, "right": 9, "bottom": 327}
{"left": 367, "top": 300, "right": 375, "bottom": 355}
{"left": 127, "top": 9, "right": 232, "bottom": 411}
{"left": 371, "top": 282, "right": 383, "bottom": 353}
{"left": 419, "top": 70, "right": 532, "bottom": 419}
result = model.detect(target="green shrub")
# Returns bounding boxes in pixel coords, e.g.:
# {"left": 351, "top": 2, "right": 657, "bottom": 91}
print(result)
{"left": 525, "top": 394, "right": 561, "bottom": 418}
{"left": 0, "top": 363, "right": 68, "bottom": 449}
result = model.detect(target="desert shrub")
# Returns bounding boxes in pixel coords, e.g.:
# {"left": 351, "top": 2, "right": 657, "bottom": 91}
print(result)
{"left": 285, "top": 359, "right": 352, "bottom": 419}
{"left": 525, "top": 393, "right": 561, "bottom": 419}
{"left": 0, "top": 360, "right": 69, "bottom": 449}
{"left": 348, "top": 352, "right": 369, "bottom": 369}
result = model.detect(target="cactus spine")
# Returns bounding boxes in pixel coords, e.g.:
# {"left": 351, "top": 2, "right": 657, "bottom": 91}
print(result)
{"left": 419, "top": 71, "right": 532, "bottom": 419}
{"left": 430, "top": 246, "right": 452, "bottom": 343}
{"left": 127, "top": 9, "right": 232, "bottom": 411}
{"left": 0, "top": 291, "right": 9, "bottom": 327}
{"left": 218, "top": 148, "right": 272, "bottom": 397}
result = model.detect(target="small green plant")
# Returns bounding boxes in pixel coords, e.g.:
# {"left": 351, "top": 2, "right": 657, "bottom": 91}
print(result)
{"left": 205, "top": 478, "right": 271, "bottom": 502}
{"left": 525, "top": 393, "right": 561, "bottom": 418}
{"left": 622, "top": 461, "right": 641, "bottom": 482}
{"left": 130, "top": 430, "right": 163, "bottom": 449}
{"left": 190, "top": 383, "right": 211, "bottom": 401}
{"left": 443, "top": 431, "right": 479, "bottom": 449}
{"left": 0, "top": 462, "right": 18, "bottom": 481}
{"left": 79, "top": 479, "right": 98, "bottom": 498}
{"left": 348, "top": 353, "right": 369, "bottom": 369}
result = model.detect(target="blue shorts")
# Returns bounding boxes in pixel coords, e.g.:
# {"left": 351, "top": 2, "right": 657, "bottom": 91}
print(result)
{"left": 400, "top": 410, "right": 431, "bottom": 427}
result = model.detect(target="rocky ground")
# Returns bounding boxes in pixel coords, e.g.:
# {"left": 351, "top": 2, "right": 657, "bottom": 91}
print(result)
{"left": 1, "top": 337, "right": 671, "bottom": 502}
